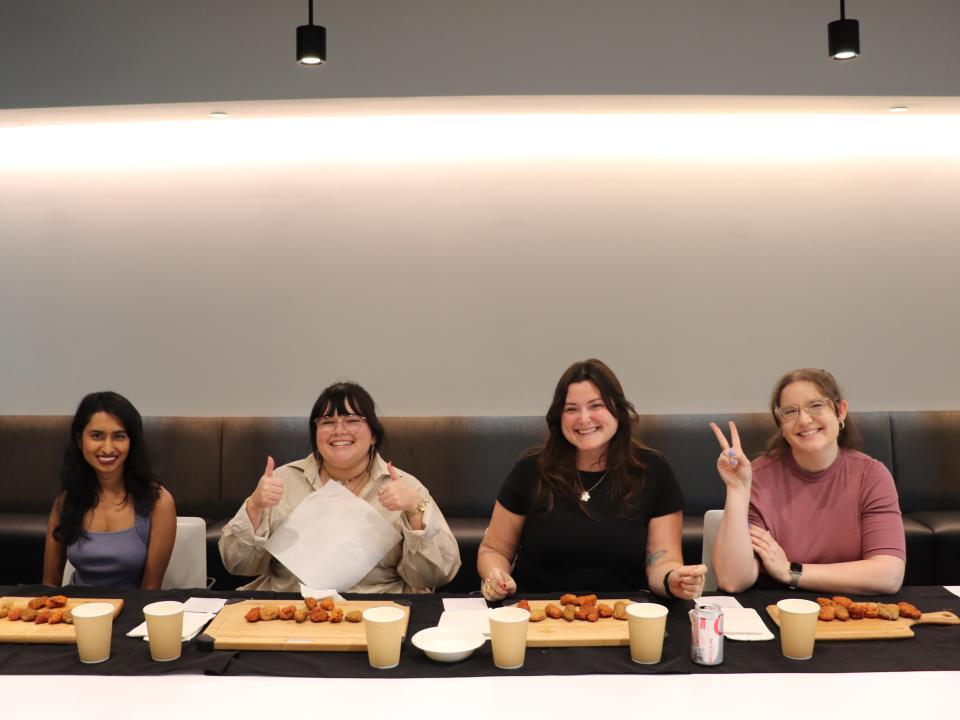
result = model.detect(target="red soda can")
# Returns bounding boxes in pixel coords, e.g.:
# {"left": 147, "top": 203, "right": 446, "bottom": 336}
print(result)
{"left": 689, "top": 603, "right": 724, "bottom": 665}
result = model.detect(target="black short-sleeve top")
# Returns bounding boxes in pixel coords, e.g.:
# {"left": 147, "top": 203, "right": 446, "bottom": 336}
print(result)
{"left": 497, "top": 450, "right": 684, "bottom": 593}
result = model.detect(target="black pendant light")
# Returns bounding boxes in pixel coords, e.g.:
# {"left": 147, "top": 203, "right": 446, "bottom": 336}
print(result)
{"left": 297, "top": 0, "right": 326, "bottom": 65}
{"left": 828, "top": 0, "right": 860, "bottom": 60}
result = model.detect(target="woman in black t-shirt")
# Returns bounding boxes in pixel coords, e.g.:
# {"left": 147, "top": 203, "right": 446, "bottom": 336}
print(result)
{"left": 477, "top": 359, "right": 706, "bottom": 599}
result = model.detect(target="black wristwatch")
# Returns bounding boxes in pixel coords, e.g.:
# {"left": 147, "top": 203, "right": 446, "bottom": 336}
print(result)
{"left": 788, "top": 562, "right": 803, "bottom": 590}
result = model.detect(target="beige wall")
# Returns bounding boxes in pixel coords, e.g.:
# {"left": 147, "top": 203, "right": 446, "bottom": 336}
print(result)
{"left": 2, "top": 109, "right": 958, "bottom": 416}
{"left": 2, "top": 0, "right": 959, "bottom": 416}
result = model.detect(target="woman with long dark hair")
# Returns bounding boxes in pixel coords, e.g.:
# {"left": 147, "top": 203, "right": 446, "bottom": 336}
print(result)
{"left": 478, "top": 359, "right": 706, "bottom": 599}
{"left": 42, "top": 391, "right": 176, "bottom": 588}
{"left": 710, "top": 368, "right": 905, "bottom": 594}
{"left": 219, "top": 381, "right": 460, "bottom": 592}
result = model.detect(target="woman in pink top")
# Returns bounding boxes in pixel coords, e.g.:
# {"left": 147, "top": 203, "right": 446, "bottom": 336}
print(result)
{"left": 710, "top": 369, "right": 905, "bottom": 595}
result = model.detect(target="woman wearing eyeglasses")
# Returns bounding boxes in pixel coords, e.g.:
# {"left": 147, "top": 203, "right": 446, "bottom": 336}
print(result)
{"left": 710, "top": 368, "right": 905, "bottom": 595}
{"left": 219, "top": 382, "right": 460, "bottom": 592}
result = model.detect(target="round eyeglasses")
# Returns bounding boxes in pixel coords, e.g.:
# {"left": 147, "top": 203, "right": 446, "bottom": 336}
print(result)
{"left": 775, "top": 399, "right": 833, "bottom": 424}
{"left": 314, "top": 415, "right": 366, "bottom": 433}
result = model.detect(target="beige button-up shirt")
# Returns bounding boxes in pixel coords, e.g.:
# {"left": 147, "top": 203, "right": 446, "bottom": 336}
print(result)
{"left": 219, "top": 453, "right": 461, "bottom": 593}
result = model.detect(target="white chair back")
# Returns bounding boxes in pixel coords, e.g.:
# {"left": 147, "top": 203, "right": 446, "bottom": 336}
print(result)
{"left": 62, "top": 516, "right": 208, "bottom": 589}
{"left": 701, "top": 509, "right": 723, "bottom": 592}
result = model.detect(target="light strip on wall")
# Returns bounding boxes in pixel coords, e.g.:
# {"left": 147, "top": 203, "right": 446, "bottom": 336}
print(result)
{"left": 2, "top": 113, "right": 960, "bottom": 171}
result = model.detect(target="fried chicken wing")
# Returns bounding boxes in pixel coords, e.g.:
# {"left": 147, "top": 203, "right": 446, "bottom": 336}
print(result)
{"left": 319, "top": 597, "right": 335, "bottom": 611}
{"left": 309, "top": 608, "right": 329, "bottom": 623}
{"left": 20, "top": 608, "right": 38, "bottom": 622}
{"left": 613, "top": 601, "right": 628, "bottom": 620}
{"left": 279, "top": 605, "right": 296, "bottom": 621}
{"left": 28, "top": 597, "right": 47, "bottom": 610}
{"left": 545, "top": 604, "right": 562, "bottom": 619}
{"left": 577, "top": 594, "right": 597, "bottom": 607}
{"left": 597, "top": 603, "right": 614, "bottom": 618}
{"left": 328, "top": 608, "right": 344, "bottom": 623}
{"left": 878, "top": 604, "right": 900, "bottom": 621}
{"left": 831, "top": 596, "right": 854, "bottom": 609}
{"left": 562, "top": 604, "right": 576, "bottom": 622}
{"left": 304, "top": 597, "right": 318, "bottom": 611}
{"left": 244, "top": 607, "right": 262, "bottom": 623}
{"left": 346, "top": 610, "right": 363, "bottom": 623}
{"left": 897, "top": 602, "right": 922, "bottom": 620}
{"left": 559, "top": 594, "right": 578, "bottom": 606}
{"left": 818, "top": 605, "right": 836, "bottom": 622}
{"left": 515, "top": 599, "right": 530, "bottom": 611}
{"left": 48, "top": 609, "right": 64, "bottom": 625}
{"left": 529, "top": 609, "right": 546, "bottom": 622}
{"left": 260, "top": 605, "right": 280, "bottom": 621}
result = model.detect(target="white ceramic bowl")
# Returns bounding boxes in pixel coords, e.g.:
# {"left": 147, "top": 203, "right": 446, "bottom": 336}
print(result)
{"left": 411, "top": 626, "right": 486, "bottom": 663}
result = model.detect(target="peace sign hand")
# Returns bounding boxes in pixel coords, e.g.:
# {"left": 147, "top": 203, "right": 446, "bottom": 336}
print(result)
{"left": 709, "top": 420, "right": 753, "bottom": 494}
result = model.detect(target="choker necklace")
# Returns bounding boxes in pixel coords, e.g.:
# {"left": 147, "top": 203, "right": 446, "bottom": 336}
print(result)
{"left": 329, "top": 468, "right": 368, "bottom": 486}
{"left": 576, "top": 470, "right": 608, "bottom": 503}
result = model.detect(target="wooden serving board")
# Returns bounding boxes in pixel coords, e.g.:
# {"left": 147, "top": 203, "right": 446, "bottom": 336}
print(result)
{"left": 0, "top": 597, "right": 124, "bottom": 644}
{"left": 519, "top": 599, "right": 632, "bottom": 648}
{"left": 765, "top": 605, "right": 960, "bottom": 640}
{"left": 200, "top": 599, "right": 410, "bottom": 652}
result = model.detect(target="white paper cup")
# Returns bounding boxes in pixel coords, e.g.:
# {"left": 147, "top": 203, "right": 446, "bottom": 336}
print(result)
{"left": 777, "top": 598, "right": 821, "bottom": 660}
{"left": 626, "top": 602, "right": 669, "bottom": 664}
{"left": 362, "top": 606, "right": 406, "bottom": 669}
{"left": 488, "top": 606, "right": 530, "bottom": 669}
{"left": 143, "top": 601, "right": 185, "bottom": 662}
{"left": 72, "top": 602, "right": 116, "bottom": 664}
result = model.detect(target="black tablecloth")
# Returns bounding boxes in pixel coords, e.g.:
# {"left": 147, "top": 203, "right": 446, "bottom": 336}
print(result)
{"left": 1, "top": 584, "right": 958, "bottom": 677}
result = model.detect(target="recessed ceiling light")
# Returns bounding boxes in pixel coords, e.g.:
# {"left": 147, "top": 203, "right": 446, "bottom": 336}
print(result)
{"left": 210, "top": 111, "right": 229, "bottom": 118}
{"left": 888, "top": 106, "right": 908, "bottom": 113}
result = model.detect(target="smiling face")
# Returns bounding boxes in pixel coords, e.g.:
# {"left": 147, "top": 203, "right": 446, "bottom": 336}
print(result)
{"left": 560, "top": 381, "right": 619, "bottom": 468}
{"left": 80, "top": 411, "right": 130, "bottom": 480}
{"left": 777, "top": 380, "right": 848, "bottom": 470}
{"left": 314, "top": 403, "right": 374, "bottom": 476}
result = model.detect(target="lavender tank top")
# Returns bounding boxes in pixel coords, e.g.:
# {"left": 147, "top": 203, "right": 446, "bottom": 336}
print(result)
{"left": 67, "top": 513, "right": 151, "bottom": 588}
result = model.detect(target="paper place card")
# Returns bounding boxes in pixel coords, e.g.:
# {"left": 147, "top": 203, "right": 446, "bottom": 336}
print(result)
{"left": 944, "top": 586, "right": 960, "bottom": 598}
{"left": 183, "top": 597, "right": 228, "bottom": 614}
{"left": 696, "top": 596, "right": 743, "bottom": 609}
{"left": 299, "top": 584, "right": 344, "bottom": 602}
{"left": 126, "top": 611, "right": 217, "bottom": 642}
{"left": 720, "top": 607, "right": 774, "bottom": 641}
{"left": 442, "top": 597, "right": 488, "bottom": 612}
{"left": 438, "top": 610, "right": 491, "bottom": 637}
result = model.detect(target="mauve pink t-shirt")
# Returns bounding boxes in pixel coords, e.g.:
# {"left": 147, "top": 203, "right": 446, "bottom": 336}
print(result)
{"left": 748, "top": 448, "right": 906, "bottom": 564}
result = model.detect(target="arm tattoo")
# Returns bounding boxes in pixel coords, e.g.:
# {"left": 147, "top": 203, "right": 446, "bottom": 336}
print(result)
{"left": 645, "top": 549, "right": 666, "bottom": 566}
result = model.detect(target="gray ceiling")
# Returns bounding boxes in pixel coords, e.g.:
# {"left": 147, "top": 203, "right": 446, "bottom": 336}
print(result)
{"left": 2, "top": 1, "right": 959, "bottom": 111}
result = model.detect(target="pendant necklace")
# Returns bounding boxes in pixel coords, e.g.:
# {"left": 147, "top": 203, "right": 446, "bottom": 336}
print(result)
{"left": 327, "top": 469, "right": 368, "bottom": 494}
{"left": 576, "top": 470, "right": 608, "bottom": 502}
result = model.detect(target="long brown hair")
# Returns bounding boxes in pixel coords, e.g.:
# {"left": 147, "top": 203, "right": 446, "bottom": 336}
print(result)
{"left": 531, "top": 358, "right": 651, "bottom": 518}
{"left": 765, "top": 368, "right": 861, "bottom": 457}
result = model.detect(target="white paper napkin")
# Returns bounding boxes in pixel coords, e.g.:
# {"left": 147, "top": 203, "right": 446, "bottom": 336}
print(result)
{"left": 265, "top": 481, "right": 400, "bottom": 591}
{"left": 126, "top": 611, "right": 216, "bottom": 642}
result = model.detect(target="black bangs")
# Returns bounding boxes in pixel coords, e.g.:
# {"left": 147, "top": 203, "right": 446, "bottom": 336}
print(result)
{"left": 317, "top": 393, "right": 357, "bottom": 418}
